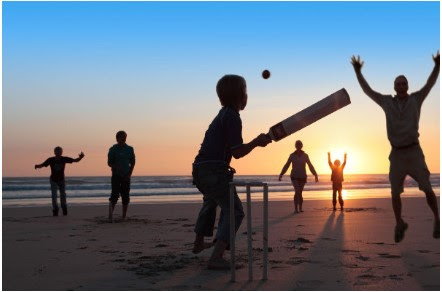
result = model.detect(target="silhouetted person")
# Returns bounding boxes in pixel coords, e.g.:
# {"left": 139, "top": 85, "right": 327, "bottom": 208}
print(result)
{"left": 192, "top": 74, "right": 271, "bottom": 270}
{"left": 328, "top": 152, "right": 347, "bottom": 211}
{"left": 35, "top": 147, "right": 85, "bottom": 216}
{"left": 108, "top": 131, "right": 135, "bottom": 222}
{"left": 279, "top": 140, "right": 318, "bottom": 213}
{"left": 351, "top": 52, "right": 440, "bottom": 243}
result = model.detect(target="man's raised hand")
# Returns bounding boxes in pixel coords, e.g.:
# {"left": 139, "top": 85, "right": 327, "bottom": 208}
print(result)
{"left": 351, "top": 55, "right": 364, "bottom": 71}
{"left": 433, "top": 50, "right": 440, "bottom": 66}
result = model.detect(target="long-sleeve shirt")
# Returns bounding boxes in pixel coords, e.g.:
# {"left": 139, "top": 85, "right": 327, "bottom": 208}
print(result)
{"left": 280, "top": 150, "right": 317, "bottom": 179}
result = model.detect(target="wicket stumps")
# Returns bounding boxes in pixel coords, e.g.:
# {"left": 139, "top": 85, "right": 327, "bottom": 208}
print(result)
{"left": 229, "top": 181, "right": 268, "bottom": 282}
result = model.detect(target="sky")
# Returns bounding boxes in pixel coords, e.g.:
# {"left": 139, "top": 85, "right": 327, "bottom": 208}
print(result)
{"left": 3, "top": 1, "right": 440, "bottom": 177}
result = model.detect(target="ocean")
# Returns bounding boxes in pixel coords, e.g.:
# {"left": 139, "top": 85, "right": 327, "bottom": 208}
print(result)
{"left": 2, "top": 174, "right": 439, "bottom": 207}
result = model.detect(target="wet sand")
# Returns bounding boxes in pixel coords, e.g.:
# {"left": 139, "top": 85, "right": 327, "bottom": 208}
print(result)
{"left": 2, "top": 197, "right": 440, "bottom": 290}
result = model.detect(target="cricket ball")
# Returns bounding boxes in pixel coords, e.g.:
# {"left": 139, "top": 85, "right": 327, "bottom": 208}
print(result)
{"left": 262, "top": 69, "right": 271, "bottom": 79}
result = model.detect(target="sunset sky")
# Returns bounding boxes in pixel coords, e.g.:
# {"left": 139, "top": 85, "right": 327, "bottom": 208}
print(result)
{"left": 3, "top": 1, "right": 440, "bottom": 177}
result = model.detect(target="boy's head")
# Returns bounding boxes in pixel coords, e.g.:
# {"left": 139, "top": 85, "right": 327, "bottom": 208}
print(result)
{"left": 54, "top": 146, "right": 63, "bottom": 157}
{"left": 116, "top": 131, "right": 127, "bottom": 145}
{"left": 216, "top": 75, "right": 247, "bottom": 111}
{"left": 394, "top": 75, "right": 409, "bottom": 97}
{"left": 334, "top": 159, "right": 341, "bottom": 167}
{"left": 295, "top": 140, "right": 303, "bottom": 150}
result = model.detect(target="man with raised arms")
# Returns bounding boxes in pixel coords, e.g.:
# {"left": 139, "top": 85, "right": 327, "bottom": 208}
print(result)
{"left": 351, "top": 52, "right": 440, "bottom": 243}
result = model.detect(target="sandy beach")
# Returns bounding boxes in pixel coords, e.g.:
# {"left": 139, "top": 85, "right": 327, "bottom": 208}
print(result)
{"left": 2, "top": 197, "right": 440, "bottom": 290}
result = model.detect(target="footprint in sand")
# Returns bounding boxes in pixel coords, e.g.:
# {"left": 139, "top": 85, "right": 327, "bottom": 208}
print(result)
{"left": 378, "top": 253, "right": 401, "bottom": 259}
{"left": 295, "top": 237, "right": 312, "bottom": 243}
{"left": 342, "top": 249, "right": 359, "bottom": 253}
{"left": 358, "top": 274, "right": 381, "bottom": 280}
{"left": 387, "top": 274, "right": 404, "bottom": 281}
{"left": 155, "top": 244, "right": 168, "bottom": 248}
{"left": 356, "top": 255, "right": 370, "bottom": 261}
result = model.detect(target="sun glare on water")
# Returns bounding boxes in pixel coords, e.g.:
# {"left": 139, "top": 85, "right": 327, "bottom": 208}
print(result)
{"left": 341, "top": 189, "right": 348, "bottom": 200}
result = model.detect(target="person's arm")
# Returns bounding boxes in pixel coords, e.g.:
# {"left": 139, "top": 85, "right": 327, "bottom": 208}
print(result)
{"left": 306, "top": 155, "right": 318, "bottom": 182}
{"left": 73, "top": 152, "right": 85, "bottom": 163}
{"left": 35, "top": 158, "right": 50, "bottom": 169}
{"left": 231, "top": 133, "right": 271, "bottom": 159}
{"left": 327, "top": 152, "right": 333, "bottom": 169}
{"left": 279, "top": 155, "right": 292, "bottom": 181}
{"left": 351, "top": 55, "right": 384, "bottom": 106}
{"left": 415, "top": 51, "right": 440, "bottom": 103}
{"left": 107, "top": 148, "right": 114, "bottom": 168}
{"left": 342, "top": 153, "right": 347, "bottom": 169}
{"left": 128, "top": 149, "right": 135, "bottom": 177}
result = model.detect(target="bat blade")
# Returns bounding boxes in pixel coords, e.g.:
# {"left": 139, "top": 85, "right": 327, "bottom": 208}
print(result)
{"left": 268, "top": 88, "right": 351, "bottom": 141}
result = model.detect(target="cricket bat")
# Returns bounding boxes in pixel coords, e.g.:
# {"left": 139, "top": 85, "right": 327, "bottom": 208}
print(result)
{"left": 267, "top": 88, "right": 351, "bottom": 141}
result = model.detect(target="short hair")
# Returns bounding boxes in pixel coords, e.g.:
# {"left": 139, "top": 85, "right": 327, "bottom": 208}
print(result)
{"left": 116, "top": 131, "right": 127, "bottom": 139}
{"left": 216, "top": 75, "right": 246, "bottom": 107}
{"left": 394, "top": 75, "right": 408, "bottom": 84}
{"left": 295, "top": 140, "right": 303, "bottom": 149}
{"left": 54, "top": 146, "right": 62, "bottom": 153}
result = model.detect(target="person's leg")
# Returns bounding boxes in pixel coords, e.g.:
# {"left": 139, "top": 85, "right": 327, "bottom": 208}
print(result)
{"left": 209, "top": 187, "right": 244, "bottom": 269}
{"left": 332, "top": 187, "right": 337, "bottom": 211}
{"left": 389, "top": 149, "right": 408, "bottom": 242}
{"left": 50, "top": 180, "right": 59, "bottom": 216}
{"left": 192, "top": 166, "right": 219, "bottom": 253}
{"left": 193, "top": 197, "right": 217, "bottom": 253}
{"left": 408, "top": 147, "right": 440, "bottom": 238}
{"left": 108, "top": 175, "right": 119, "bottom": 221}
{"left": 292, "top": 179, "right": 300, "bottom": 213}
{"left": 59, "top": 181, "right": 68, "bottom": 215}
{"left": 298, "top": 180, "right": 306, "bottom": 212}
{"left": 338, "top": 185, "right": 344, "bottom": 210}
{"left": 121, "top": 177, "right": 131, "bottom": 219}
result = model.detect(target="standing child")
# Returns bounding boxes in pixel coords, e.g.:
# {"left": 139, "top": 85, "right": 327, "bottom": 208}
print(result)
{"left": 328, "top": 152, "right": 347, "bottom": 211}
{"left": 108, "top": 131, "right": 136, "bottom": 222}
{"left": 192, "top": 74, "right": 271, "bottom": 270}
{"left": 35, "top": 147, "right": 85, "bottom": 216}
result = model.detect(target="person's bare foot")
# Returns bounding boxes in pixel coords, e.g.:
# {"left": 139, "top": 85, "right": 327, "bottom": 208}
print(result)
{"left": 192, "top": 241, "right": 214, "bottom": 254}
{"left": 394, "top": 220, "right": 408, "bottom": 243}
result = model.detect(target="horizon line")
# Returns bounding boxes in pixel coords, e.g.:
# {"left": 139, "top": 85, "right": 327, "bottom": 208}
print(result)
{"left": 3, "top": 173, "right": 441, "bottom": 179}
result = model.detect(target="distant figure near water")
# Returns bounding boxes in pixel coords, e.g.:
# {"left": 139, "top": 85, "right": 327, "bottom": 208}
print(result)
{"left": 351, "top": 52, "right": 440, "bottom": 243}
{"left": 328, "top": 152, "right": 347, "bottom": 211}
{"left": 108, "top": 131, "right": 136, "bottom": 222}
{"left": 35, "top": 147, "right": 85, "bottom": 216}
{"left": 279, "top": 140, "right": 318, "bottom": 213}
{"left": 192, "top": 74, "right": 271, "bottom": 270}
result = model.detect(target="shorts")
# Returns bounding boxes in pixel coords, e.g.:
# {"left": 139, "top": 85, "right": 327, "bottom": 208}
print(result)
{"left": 389, "top": 144, "right": 432, "bottom": 196}
{"left": 332, "top": 182, "right": 342, "bottom": 191}
{"left": 109, "top": 175, "right": 131, "bottom": 205}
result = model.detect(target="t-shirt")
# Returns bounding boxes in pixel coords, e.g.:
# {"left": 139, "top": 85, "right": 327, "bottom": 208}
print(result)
{"left": 377, "top": 92, "right": 424, "bottom": 148}
{"left": 43, "top": 156, "right": 75, "bottom": 182}
{"left": 194, "top": 107, "right": 243, "bottom": 165}
{"left": 108, "top": 144, "right": 136, "bottom": 177}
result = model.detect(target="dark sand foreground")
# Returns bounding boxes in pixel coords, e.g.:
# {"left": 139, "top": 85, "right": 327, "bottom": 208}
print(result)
{"left": 3, "top": 197, "right": 440, "bottom": 290}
